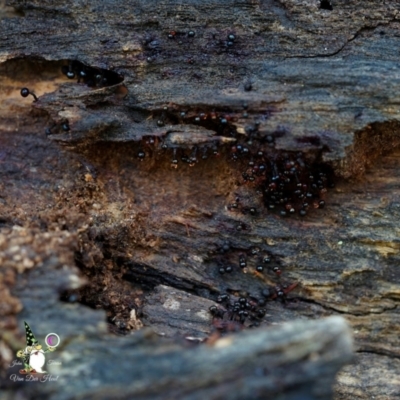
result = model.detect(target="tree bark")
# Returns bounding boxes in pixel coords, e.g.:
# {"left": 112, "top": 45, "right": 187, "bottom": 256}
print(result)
{"left": 0, "top": 1, "right": 400, "bottom": 399}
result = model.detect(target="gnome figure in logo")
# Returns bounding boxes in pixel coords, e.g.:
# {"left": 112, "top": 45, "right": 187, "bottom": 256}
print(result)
{"left": 16, "top": 321, "right": 55, "bottom": 374}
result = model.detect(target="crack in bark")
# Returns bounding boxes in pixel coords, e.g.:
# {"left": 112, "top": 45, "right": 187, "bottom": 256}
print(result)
{"left": 122, "top": 260, "right": 219, "bottom": 297}
{"left": 293, "top": 295, "right": 398, "bottom": 317}
{"left": 285, "top": 14, "right": 399, "bottom": 59}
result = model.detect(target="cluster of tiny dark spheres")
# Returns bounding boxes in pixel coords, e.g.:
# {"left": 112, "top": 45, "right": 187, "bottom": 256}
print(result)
{"left": 209, "top": 281, "right": 297, "bottom": 333}
{"left": 212, "top": 244, "right": 277, "bottom": 275}
{"left": 209, "top": 295, "right": 267, "bottom": 329}
{"left": 56, "top": 59, "right": 334, "bottom": 221}
{"left": 134, "top": 101, "right": 335, "bottom": 218}
{"left": 207, "top": 240, "right": 300, "bottom": 333}
{"left": 145, "top": 27, "right": 333, "bottom": 218}
{"left": 170, "top": 107, "right": 334, "bottom": 217}
{"left": 61, "top": 60, "right": 122, "bottom": 87}
{"left": 19, "top": 24, "right": 335, "bottom": 335}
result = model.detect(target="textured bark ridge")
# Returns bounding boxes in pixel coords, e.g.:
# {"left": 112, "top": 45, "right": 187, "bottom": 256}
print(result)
{"left": 0, "top": 1, "right": 400, "bottom": 399}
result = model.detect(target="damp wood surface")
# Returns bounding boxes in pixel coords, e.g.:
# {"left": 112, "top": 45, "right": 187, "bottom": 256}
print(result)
{"left": 0, "top": 1, "right": 400, "bottom": 399}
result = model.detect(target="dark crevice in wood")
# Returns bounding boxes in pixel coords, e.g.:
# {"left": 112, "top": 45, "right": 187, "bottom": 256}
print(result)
{"left": 284, "top": 16, "right": 399, "bottom": 59}
{"left": 356, "top": 350, "right": 400, "bottom": 360}
{"left": 122, "top": 260, "right": 218, "bottom": 297}
{"left": 293, "top": 295, "right": 397, "bottom": 318}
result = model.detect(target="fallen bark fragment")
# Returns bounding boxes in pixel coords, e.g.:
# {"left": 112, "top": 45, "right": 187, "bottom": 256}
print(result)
{"left": 7, "top": 316, "right": 352, "bottom": 400}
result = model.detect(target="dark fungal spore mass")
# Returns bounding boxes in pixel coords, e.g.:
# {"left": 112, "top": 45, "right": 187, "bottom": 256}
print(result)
{"left": 209, "top": 294, "right": 266, "bottom": 329}
{"left": 20, "top": 87, "right": 38, "bottom": 102}
{"left": 152, "top": 105, "right": 333, "bottom": 217}
{"left": 208, "top": 271, "right": 299, "bottom": 333}
{"left": 61, "top": 60, "right": 123, "bottom": 88}
{"left": 208, "top": 283, "right": 298, "bottom": 333}
{"left": 58, "top": 64, "right": 334, "bottom": 218}
{"left": 260, "top": 151, "right": 333, "bottom": 216}
{"left": 320, "top": 0, "right": 333, "bottom": 10}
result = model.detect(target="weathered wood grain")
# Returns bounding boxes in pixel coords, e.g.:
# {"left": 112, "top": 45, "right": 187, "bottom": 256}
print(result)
{"left": 1, "top": 1, "right": 400, "bottom": 399}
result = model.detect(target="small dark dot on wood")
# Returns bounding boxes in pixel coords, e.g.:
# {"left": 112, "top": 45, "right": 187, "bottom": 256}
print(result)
{"left": 320, "top": 0, "right": 333, "bottom": 10}
{"left": 244, "top": 82, "right": 252, "bottom": 91}
{"left": 62, "top": 121, "right": 70, "bottom": 131}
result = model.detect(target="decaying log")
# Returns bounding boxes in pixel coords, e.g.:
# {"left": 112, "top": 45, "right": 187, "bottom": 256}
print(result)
{"left": 8, "top": 261, "right": 355, "bottom": 400}
{"left": 35, "top": 317, "right": 352, "bottom": 400}
{"left": 1, "top": 1, "right": 400, "bottom": 399}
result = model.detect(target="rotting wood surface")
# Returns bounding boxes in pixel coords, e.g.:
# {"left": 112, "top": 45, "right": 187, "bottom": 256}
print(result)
{"left": 0, "top": 1, "right": 400, "bottom": 399}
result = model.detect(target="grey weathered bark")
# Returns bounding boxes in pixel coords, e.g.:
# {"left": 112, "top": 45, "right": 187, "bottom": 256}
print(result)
{"left": 0, "top": 0, "right": 400, "bottom": 399}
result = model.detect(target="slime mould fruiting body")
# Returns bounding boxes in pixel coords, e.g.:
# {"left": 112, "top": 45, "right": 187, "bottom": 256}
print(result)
{"left": 168, "top": 105, "right": 335, "bottom": 217}
{"left": 20, "top": 87, "right": 38, "bottom": 102}
{"left": 20, "top": 60, "right": 334, "bottom": 220}
{"left": 209, "top": 281, "right": 299, "bottom": 334}
{"left": 21, "top": 58, "right": 336, "bottom": 333}
{"left": 61, "top": 60, "right": 123, "bottom": 88}
{"left": 207, "top": 243, "right": 300, "bottom": 333}
{"left": 32, "top": 60, "right": 334, "bottom": 217}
